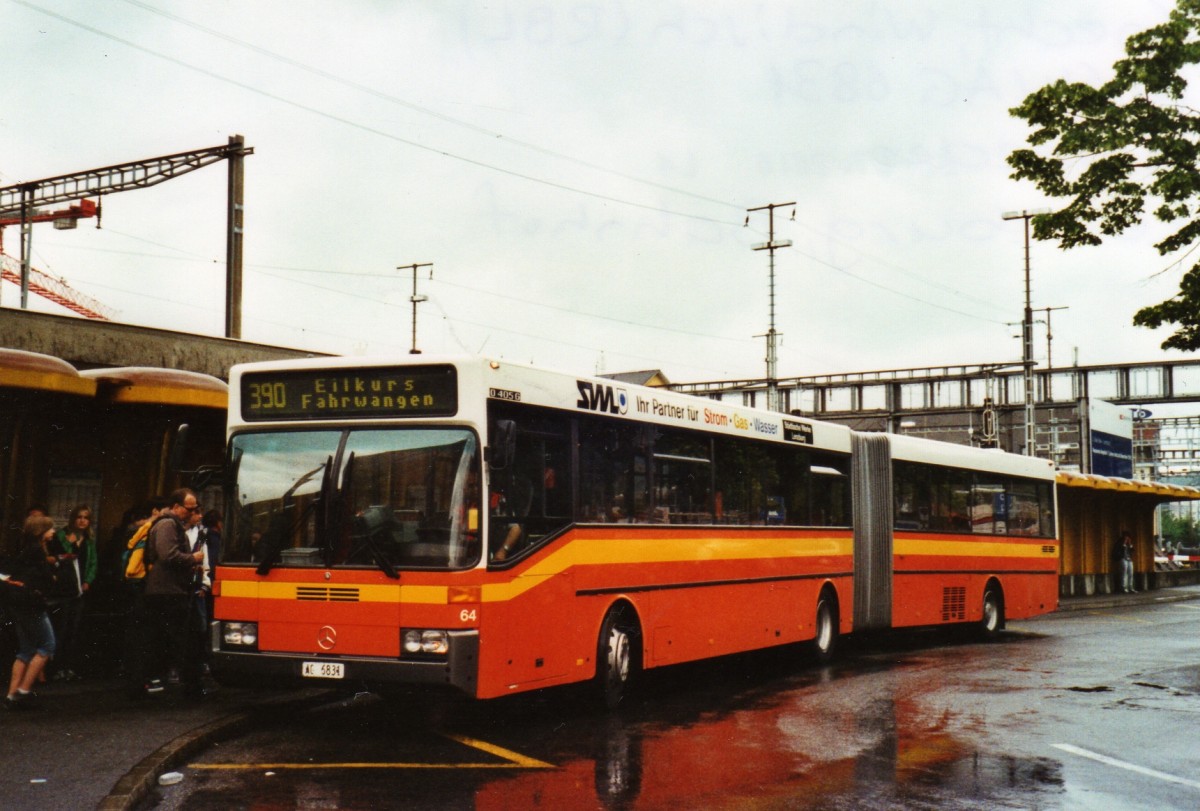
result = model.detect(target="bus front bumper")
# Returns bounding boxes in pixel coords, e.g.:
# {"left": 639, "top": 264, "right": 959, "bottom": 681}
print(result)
{"left": 209, "top": 627, "right": 479, "bottom": 697}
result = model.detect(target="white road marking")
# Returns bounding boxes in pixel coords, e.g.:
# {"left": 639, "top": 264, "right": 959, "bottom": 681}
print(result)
{"left": 1052, "top": 744, "right": 1200, "bottom": 790}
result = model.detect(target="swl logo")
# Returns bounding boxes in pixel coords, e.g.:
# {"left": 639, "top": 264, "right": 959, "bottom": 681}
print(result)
{"left": 576, "top": 381, "right": 628, "bottom": 414}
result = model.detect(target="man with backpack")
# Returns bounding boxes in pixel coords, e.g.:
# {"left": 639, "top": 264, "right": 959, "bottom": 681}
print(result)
{"left": 120, "top": 498, "right": 166, "bottom": 697}
{"left": 144, "top": 489, "right": 206, "bottom": 697}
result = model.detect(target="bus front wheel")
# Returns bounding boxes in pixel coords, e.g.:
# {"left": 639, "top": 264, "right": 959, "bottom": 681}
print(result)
{"left": 596, "top": 606, "right": 639, "bottom": 710}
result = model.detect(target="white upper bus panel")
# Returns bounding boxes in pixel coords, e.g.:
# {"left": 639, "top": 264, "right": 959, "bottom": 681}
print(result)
{"left": 229, "top": 356, "right": 1051, "bottom": 478}
{"left": 228, "top": 356, "right": 855, "bottom": 454}
{"left": 479, "top": 358, "right": 854, "bottom": 454}
{"left": 887, "top": 431, "right": 1056, "bottom": 481}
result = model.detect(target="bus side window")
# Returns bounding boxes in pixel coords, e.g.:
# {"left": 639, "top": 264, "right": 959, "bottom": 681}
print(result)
{"left": 811, "top": 455, "right": 849, "bottom": 527}
{"left": 579, "top": 417, "right": 648, "bottom": 524}
{"left": 485, "top": 406, "right": 576, "bottom": 556}
{"left": 894, "top": 461, "right": 928, "bottom": 530}
{"left": 652, "top": 429, "right": 713, "bottom": 524}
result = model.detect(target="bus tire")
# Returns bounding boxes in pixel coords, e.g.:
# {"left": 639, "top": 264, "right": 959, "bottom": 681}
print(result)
{"left": 596, "top": 605, "right": 639, "bottom": 710}
{"left": 979, "top": 583, "right": 1004, "bottom": 639}
{"left": 813, "top": 591, "right": 838, "bottom": 664}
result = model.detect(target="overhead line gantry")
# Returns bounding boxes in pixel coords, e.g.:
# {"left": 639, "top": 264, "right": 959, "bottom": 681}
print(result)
{"left": 0, "top": 135, "right": 253, "bottom": 337}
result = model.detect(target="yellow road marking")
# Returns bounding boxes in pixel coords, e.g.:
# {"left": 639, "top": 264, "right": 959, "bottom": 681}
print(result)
{"left": 188, "top": 731, "right": 554, "bottom": 771}
{"left": 441, "top": 732, "right": 555, "bottom": 768}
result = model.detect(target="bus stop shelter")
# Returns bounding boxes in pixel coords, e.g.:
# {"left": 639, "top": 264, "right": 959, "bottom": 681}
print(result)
{"left": 1056, "top": 471, "right": 1200, "bottom": 597}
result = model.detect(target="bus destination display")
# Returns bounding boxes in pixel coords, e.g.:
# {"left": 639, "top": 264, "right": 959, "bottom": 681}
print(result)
{"left": 241, "top": 365, "right": 458, "bottom": 420}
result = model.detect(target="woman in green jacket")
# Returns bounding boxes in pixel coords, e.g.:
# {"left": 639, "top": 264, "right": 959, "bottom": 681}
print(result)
{"left": 47, "top": 505, "right": 97, "bottom": 681}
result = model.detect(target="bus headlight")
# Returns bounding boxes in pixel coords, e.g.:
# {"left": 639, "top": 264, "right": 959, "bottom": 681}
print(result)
{"left": 222, "top": 621, "right": 259, "bottom": 649}
{"left": 402, "top": 629, "right": 449, "bottom": 657}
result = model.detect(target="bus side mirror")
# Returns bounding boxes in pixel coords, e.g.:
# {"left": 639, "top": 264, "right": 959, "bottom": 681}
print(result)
{"left": 168, "top": 423, "right": 223, "bottom": 490}
{"left": 168, "top": 423, "right": 190, "bottom": 474}
{"left": 488, "top": 420, "right": 517, "bottom": 470}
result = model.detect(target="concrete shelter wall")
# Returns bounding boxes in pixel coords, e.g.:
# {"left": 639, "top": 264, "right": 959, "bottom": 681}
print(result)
{"left": 0, "top": 309, "right": 322, "bottom": 379}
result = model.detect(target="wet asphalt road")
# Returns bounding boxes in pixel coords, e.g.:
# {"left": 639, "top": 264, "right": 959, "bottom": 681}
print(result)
{"left": 138, "top": 599, "right": 1200, "bottom": 810}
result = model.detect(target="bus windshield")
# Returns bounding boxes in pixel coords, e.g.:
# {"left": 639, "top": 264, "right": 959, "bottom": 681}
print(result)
{"left": 225, "top": 428, "right": 481, "bottom": 571}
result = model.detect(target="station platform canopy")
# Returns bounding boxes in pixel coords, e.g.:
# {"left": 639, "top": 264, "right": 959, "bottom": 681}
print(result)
{"left": 1056, "top": 470, "right": 1200, "bottom": 502}
{"left": 81, "top": 366, "right": 227, "bottom": 410}
{"left": 0, "top": 347, "right": 96, "bottom": 397}
{"left": 0, "top": 349, "right": 228, "bottom": 409}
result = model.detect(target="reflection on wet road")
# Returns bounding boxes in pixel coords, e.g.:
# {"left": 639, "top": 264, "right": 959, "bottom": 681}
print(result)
{"left": 147, "top": 603, "right": 1200, "bottom": 810}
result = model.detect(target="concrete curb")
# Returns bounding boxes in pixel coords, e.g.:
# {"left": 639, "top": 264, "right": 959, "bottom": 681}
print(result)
{"left": 98, "top": 689, "right": 336, "bottom": 811}
{"left": 98, "top": 709, "right": 255, "bottom": 811}
{"left": 1055, "top": 586, "right": 1200, "bottom": 613}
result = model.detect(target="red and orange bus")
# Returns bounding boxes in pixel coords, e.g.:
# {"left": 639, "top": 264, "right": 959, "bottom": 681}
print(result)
{"left": 210, "top": 356, "right": 1058, "bottom": 706}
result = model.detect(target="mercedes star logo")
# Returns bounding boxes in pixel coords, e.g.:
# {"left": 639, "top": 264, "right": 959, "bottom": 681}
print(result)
{"left": 317, "top": 625, "right": 337, "bottom": 651}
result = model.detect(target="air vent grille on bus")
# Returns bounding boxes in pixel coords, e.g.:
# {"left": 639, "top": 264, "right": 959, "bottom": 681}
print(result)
{"left": 296, "top": 586, "right": 360, "bottom": 602}
{"left": 941, "top": 587, "right": 966, "bottom": 621}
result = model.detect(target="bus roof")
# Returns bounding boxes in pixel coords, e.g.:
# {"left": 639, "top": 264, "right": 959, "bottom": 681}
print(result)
{"left": 887, "top": 431, "right": 1057, "bottom": 481}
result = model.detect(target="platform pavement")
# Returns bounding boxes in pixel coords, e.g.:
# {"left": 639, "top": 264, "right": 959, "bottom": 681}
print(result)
{"left": 2, "top": 584, "right": 1199, "bottom": 811}
{"left": 1051, "top": 582, "right": 1200, "bottom": 613}
{"left": 1, "top": 677, "right": 335, "bottom": 811}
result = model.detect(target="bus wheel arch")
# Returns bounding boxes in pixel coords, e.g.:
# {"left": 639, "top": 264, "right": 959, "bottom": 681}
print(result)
{"left": 596, "top": 600, "right": 642, "bottom": 710}
{"left": 813, "top": 584, "right": 839, "bottom": 664}
{"left": 980, "top": 579, "right": 1005, "bottom": 638}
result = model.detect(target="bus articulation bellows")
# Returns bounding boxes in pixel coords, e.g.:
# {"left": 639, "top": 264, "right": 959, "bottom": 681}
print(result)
{"left": 210, "top": 356, "right": 1059, "bottom": 707}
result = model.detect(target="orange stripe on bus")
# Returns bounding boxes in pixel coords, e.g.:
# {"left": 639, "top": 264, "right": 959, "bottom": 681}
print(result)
{"left": 219, "top": 530, "right": 856, "bottom": 605}
{"left": 894, "top": 538, "right": 1058, "bottom": 559}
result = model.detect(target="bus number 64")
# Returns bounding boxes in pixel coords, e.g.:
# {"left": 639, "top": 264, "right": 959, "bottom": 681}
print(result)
{"left": 459, "top": 609, "right": 477, "bottom": 623}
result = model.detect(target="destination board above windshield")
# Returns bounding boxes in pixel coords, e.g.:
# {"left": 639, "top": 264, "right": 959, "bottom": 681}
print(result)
{"left": 240, "top": 365, "right": 458, "bottom": 420}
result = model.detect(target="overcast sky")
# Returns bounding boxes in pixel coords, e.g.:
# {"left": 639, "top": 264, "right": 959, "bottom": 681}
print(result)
{"left": 1, "top": 1, "right": 1189, "bottom": 385}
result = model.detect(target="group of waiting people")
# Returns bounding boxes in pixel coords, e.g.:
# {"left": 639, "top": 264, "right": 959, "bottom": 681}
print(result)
{"left": 1, "top": 488, "right": 221, "bottom": 708}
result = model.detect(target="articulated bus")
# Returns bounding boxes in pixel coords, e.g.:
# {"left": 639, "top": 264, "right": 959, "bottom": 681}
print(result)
{"left": 210, "top": 356, "right": 1058, "bottom": 707}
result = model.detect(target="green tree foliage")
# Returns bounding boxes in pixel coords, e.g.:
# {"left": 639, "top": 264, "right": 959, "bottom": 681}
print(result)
{"left": 1160, "top": 508, "right": 1200, "bottom": 546}
{"left": 1008, "top": 0, "right": 1200, "bottom": 350}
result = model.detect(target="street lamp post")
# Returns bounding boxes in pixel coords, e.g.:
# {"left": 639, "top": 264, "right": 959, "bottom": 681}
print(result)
{"left": 1002, "top": 209, "right": 1049, "bottom": 456}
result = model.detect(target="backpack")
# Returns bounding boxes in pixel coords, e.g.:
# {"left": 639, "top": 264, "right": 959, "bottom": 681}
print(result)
{"left": 123, "top": 516, "right": 168, "bottom": 580}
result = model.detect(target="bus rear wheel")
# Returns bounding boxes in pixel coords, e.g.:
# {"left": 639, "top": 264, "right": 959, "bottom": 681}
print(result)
{"left": 596, "top": 606, "right": 639, "bottom": 710}
{"left": 813, "top": 592, "right": 838, "bottom": 664}
{"left": 979, "top": 584, "right": 1004, "bottom": 639}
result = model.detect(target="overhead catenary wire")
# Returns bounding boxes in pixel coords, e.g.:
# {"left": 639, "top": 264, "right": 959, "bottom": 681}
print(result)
{"left": 40, "top": 232, "right": 758, "bottom": 348}
{"left": 117, "top": 0, "right": 743, "bottom": 214}
{"left": 7, "top": 0, "right": 1050, "bottom": 380}
{"left": 12, "top": 0, "right": 734, "bottom": 229}
{"left": 15, "top": 0, "right": 1015, "bottom": 330}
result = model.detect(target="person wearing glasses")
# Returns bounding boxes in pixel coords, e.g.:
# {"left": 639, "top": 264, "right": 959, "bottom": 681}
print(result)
{"left": 143, "top": 488, "right": 206, "bottom": 698}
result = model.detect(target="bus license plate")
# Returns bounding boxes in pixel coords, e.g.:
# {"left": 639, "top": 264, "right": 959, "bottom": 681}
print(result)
{"left": 302, "top": 661, "right": 344, "bottom": 679}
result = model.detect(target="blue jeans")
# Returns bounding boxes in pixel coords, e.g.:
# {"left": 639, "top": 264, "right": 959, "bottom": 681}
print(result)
{"left": 1122, "top": 559, "right": 1135, "bottom": 591}
{"left": 11, "top": 606, "right": 57, "bottom": 661}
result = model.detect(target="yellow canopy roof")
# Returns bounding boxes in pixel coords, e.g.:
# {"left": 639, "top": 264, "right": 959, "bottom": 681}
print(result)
{"left": 0, "top": 348, "right": 96, "bottom": 397}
